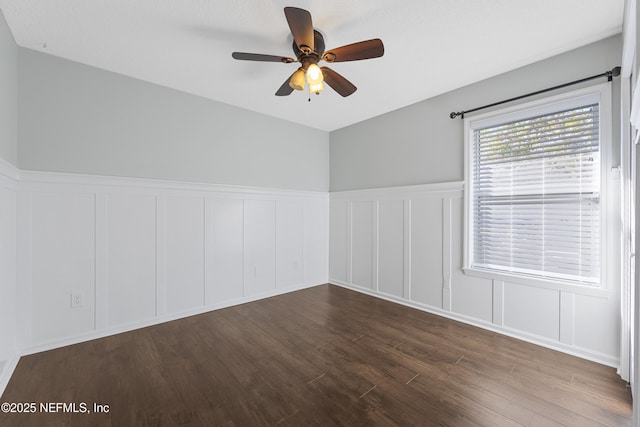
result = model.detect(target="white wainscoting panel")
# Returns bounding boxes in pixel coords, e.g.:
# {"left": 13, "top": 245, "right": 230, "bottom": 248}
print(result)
{"left": 0, "top": 186, "right": 17, "bottom": 358}
{"left": 351, "top": 201, "right": 374, "bottom": 290}
{"left": 492, "top": 280, "right": 504, "bottom": 326}
{"left": 378, "top": 199, "right": 404, "bottom": 299}
{"left": 12, "top": 171, "right": 328, "bottom": 355}
{"left": 503, "top": 282, "right": 560, "bottom": 340}
{"left": 449, "top": 195, "right": 493, "bottom": 322}
{"left": 330, "top": 181, "right": 621, "bottom": 367}
{"left": 164, "top": 195, "right": 205, "bottom": 314}
{"left": 106, "top": 193, "right": 157, "bottom": 327}
{"left": 30, "top": 192, "right": 96, "bottom": 343}
{"left": 302, "top": 198, "right": 329, "bottom": 286}
{"left": 276, "top": 200, "right": 303, "bottom": 289}
{"left": 0, "top": 161, "right": 18, "bottom": 396}
{"left": 449, "top": 277, "right": 494, "bottom": 323}
{"left": 243, "top": 200, "right": 276, "bottom": 296}
{"left": 410, "top": 197, "right": 443, "bottom": 308}
{"left": 329, "top": 200, "right": 349, "bottom": 284}
{"left": 573, "top": 292, "right": 621, "bottom": 357}
{"left": 206, "top": 198, "right": 244, "bottom": 304}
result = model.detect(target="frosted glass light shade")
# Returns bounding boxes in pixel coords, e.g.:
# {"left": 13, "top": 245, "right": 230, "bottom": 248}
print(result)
{"left": 289, "top": 68, "right": 305, "bottom": 91}
{"left": 306, "top": 64, "right": 323, "bottom": 85}
{"left": 309, "top": 81, "right": 324, "bottom": 94}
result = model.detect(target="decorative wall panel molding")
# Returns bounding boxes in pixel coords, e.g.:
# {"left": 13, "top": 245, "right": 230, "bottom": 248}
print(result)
{"left": 12, "top": 169, "right": 328, "bottom": 356}
{"left": 0, "top": 159, "right": 18, "bottom": 397}
{"left": 330, "top": 181, "right": 621, "bottom": 367}
{"left": 0, "top": 164, "right": 623, "bottom": 397}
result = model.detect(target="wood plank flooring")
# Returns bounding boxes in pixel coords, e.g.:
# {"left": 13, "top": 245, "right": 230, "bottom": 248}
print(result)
{"left": 0, "top": 284, "right": 632, "bottom": 426}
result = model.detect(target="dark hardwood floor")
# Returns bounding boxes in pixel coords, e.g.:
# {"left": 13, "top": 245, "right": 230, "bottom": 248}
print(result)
{"left": 0, "top": 284, "right": 632, "bottom": 426}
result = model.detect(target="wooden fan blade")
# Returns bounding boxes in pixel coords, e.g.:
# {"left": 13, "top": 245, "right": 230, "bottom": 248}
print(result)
{"left": 321, "top": 67, "right": 357, "bottom": 97}
{"left": 284, "top": 7, "right": 314, "bottom": 52}
{"left": 275, "top": 72, "right": 296, "bottom": 96}
{"left": 322, "top": 39, "right": 384, "bottom": 62}
{"left": 232, "top": 52, "right": 295, "bottom": 63}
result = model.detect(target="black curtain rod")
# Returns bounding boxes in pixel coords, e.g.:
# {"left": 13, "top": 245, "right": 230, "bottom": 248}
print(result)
{"left": 449, "top": 66, "right": 621, "bottom": 119}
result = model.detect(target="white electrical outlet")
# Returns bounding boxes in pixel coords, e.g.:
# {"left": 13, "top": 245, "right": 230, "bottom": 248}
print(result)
{"left": 70, "top": 292, "right": 84, "bottom": 308}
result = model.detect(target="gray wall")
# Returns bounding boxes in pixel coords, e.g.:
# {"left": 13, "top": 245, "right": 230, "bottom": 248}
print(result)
{"left": 330, "top": 35, "right": 622, "bottom": 191}
{"left": 0, "top": 11, "right": 17, "bottom": 166}
{"left": 18, "top": 49, "right": 330, "bottom": 191}
{"left": 12, "top": 34, "right": 624, "bottom": 193}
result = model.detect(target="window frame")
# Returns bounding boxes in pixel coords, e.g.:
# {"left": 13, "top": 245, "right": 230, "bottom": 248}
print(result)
{"left": 463, "top": 83, "right": 612, "bottom": 291}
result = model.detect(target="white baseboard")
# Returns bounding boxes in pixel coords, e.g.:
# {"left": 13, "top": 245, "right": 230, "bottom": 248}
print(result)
{"left": 0, "top": 356, "right": 20, "bottom": 399}
{"left": 330, "top": 280, "right": 619, "bottom": 368}
{"left": 21, "top": 281, "right": 325, "bottom": 357}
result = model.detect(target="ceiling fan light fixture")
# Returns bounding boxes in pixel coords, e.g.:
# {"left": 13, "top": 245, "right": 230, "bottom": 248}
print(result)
{"left": 309, "top": 81, "right": 324, "bottom": 95}
{"left": 289, "top": 67, "right": 305, "bottom": 90}
{"left": 306, "top": 63, "right": 323, "bottom": 85}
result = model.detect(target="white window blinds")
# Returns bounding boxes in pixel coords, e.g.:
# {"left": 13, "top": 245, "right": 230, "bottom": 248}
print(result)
{"left": 470, "top": 103, "right": 601, "bottom": 284}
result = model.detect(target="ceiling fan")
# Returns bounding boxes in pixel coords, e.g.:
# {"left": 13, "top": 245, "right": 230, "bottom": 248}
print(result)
{"left": 232, "top": 7, "right": 384, "bottom": 98}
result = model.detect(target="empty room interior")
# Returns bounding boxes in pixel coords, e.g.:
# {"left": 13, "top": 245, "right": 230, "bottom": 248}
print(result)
{"left": 1, "top": 1, "right": 640, "bottom": 425}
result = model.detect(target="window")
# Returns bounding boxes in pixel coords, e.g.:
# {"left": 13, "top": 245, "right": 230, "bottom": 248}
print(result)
{"left": 465, "top": 86, "right": 610, "bottom": 286}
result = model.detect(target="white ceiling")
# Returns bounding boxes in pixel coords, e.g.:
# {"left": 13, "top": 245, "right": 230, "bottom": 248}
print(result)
{"left": 0, "top": 0, "right": 625, "bottom": 131}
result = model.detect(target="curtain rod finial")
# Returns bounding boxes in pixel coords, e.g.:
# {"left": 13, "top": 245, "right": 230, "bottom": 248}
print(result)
{"left": 607, "top": 66, "right": 622, "bottom": 81}
{"left": 450, "top": 111, "right": 463, "bottom": 119}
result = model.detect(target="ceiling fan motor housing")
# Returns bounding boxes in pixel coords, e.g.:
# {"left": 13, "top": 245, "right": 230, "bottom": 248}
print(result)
{"left": 293, "top": 29, "right": 325, "bottom": 65}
